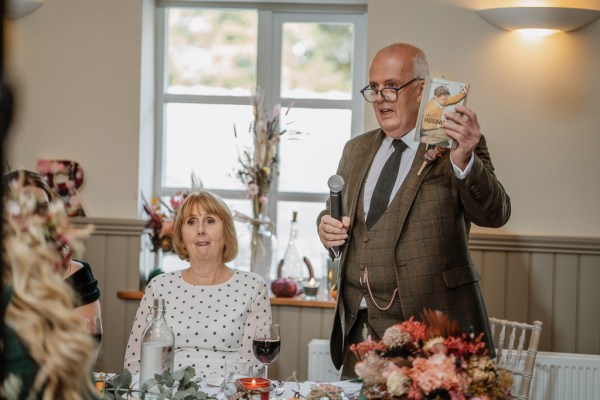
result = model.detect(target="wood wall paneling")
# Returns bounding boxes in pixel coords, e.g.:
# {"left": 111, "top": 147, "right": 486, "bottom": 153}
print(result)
{"left": 530, "top": 252, "right": 555, "bottom": 352}
{"left": 505, "top": 252, "right": 530, "bottom": 324}
{"left": 554, "top": 254, "right": 578, "bottom": 353}
{"left": 79, "top": 219, "right": 600, "bottom": 377}
{"left": 578, "top": 254, "right": 600, "bottom": 354}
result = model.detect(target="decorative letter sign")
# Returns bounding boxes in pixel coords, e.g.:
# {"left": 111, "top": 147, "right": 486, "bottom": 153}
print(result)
{"left": 37, "top": 159, "right": 86, "bottom": 217}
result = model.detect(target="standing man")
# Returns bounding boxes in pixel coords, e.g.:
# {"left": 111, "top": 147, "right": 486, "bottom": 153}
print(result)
{"left": 317, "top": 43, "right": 510, "bottom": 379}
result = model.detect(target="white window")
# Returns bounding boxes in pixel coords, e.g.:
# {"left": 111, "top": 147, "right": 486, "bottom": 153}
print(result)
{"left": 155, "top": 1, "right": 366, "bottom": 279}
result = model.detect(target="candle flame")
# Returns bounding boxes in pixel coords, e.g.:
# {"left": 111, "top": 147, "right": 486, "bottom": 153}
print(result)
{"left": 251, "top": 378, "right": 256, "bottom": 385}
{"left": 308, "top": 277, "right": 315, "bottom": 286}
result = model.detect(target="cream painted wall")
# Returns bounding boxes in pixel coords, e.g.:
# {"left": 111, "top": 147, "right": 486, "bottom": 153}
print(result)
{"left": 4, "top": 0, "right": 600, "bottom": 237}
{"left": 5, "top": 0, "right": 146, "bottom": 219}
{"left": 365, "top": 0, "right": 600, "bottom": 237}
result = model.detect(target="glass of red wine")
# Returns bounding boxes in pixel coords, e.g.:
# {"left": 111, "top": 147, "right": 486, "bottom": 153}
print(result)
{"left": 252, "top": 323, "right": 281, "bottom": 379}
{"left": 82, "top": 316, "right": 103, "bottom": 347}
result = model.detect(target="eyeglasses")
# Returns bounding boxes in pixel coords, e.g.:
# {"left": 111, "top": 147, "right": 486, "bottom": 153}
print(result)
{"left": 360, "top": 78, "right": 421, "bottom": 103}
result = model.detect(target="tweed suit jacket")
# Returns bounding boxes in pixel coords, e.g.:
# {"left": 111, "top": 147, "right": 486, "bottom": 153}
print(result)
{"left": 319, "top": 128, "right": 511, "bottom": 369}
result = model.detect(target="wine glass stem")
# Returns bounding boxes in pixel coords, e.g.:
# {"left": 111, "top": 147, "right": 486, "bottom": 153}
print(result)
{"left": 264, "top": 363, "right": 268, "bottom": 379}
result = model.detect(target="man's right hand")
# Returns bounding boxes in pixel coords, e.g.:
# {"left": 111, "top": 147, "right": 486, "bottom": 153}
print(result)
{"left": 318, "top": 214, "right": 350, "bottom": 249}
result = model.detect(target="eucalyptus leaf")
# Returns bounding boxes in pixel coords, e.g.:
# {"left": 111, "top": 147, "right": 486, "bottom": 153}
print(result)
{"left": 172, "top": 369, "right": 185, "bottom": 382}
{"left": 103, "top": 367, "right": 216, "bottom": 400}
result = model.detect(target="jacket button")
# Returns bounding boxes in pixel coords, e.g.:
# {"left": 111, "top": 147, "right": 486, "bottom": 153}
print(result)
{"left": 363, "top": 237, "right": 369, "bottom": 243}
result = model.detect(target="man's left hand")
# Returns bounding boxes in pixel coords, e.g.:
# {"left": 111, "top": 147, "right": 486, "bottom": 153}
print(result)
{"left": 442, "top": 104, "right": 481, "bottom": 170}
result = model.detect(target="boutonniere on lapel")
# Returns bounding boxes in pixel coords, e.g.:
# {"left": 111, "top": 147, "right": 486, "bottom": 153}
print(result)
{"left": 417, "top": 146, "right": 447, "bottom": 176}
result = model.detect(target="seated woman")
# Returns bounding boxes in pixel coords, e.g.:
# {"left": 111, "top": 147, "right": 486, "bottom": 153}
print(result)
{"left": 1, "top": 176, "right": 97, "bottom": 399}
{"left": 124, "top": 190, "right": 272, "bottom": 379}
{"left": 2, "top": 170, "right": 101, "bottom": 318}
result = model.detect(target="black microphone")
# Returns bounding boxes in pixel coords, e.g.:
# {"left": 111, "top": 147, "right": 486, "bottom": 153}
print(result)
{"left": 327, "top": 174, "right": 345, "bottom": 258}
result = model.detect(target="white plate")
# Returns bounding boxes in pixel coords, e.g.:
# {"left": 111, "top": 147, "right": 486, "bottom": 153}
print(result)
{"left": 205, "top": 376, "right": 223, "bottom": 387}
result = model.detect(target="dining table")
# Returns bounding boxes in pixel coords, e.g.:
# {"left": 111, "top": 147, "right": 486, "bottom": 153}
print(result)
{"left": 101, "top": 372, "right": 362, "bottom": 400}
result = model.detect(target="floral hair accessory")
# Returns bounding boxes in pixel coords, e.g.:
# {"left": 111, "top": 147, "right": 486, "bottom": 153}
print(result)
{"left": 4, "top": 178, "right": 93, "bottom": 272}
{"left": 352, "top": 309, "right": 513, "bottom": 399}
{"left": 417, "top": 146, "right": 448, "bottom": 176}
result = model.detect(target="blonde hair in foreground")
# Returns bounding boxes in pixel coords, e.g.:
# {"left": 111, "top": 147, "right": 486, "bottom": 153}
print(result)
{"left": 2, "top": 183, "right": 96, "bottom": 400}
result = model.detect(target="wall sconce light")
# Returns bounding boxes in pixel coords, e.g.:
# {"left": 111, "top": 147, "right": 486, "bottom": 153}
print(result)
{"left": 5, "top": 0, "right": 44, "bottom": 20}
{"left": 477, "top": 7, "right": 600, "bottom": 36}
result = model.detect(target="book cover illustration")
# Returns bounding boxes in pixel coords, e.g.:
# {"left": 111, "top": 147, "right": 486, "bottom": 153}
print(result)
{"left": 415, "top": 76, "right": 470, "bottom": 148}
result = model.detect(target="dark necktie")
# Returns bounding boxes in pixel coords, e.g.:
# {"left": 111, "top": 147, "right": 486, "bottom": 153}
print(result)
{"left": 366, "top": 139, "right": 408, "bottom": 230}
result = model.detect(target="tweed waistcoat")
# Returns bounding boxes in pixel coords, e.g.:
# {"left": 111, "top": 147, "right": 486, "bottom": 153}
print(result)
{"left": 342, "top": 186, "right": 405, "bottom": 339}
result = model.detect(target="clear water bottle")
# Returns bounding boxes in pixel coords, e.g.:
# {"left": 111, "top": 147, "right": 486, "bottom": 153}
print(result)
{"left": 279, "top": 211, "right": 307, "bottom": 286}
{"left": 139, "top": 298, "right": 174, "bottom": 392}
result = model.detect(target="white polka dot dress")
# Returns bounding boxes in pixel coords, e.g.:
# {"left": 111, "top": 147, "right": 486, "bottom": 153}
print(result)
{"left": 124, "top": 269, "right": 272, "bottom": 379}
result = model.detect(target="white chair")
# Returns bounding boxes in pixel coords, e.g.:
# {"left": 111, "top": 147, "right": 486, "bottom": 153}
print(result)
{"left": 488, "top": 317, "right": 543, "bottom": 400}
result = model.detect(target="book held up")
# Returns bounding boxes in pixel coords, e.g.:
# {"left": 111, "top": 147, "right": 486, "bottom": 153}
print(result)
{"left": 415, "top": 76, "right": 470, "bottom": 148}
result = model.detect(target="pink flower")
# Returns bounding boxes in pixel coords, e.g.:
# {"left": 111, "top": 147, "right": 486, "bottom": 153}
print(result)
{"left": 37, "top": 159, "right": 52, "bottom": 174}
{"left": 409, "top": 353, "right": 468, "bottom": 395}
{"left": 248, "top": 183, "right": 259, "bottom": 197}
{"left": 259, "top": 195, "right": 268, "bottom": 205}
{"left": 170, "top": 197, "right": 184, "bottom": 212}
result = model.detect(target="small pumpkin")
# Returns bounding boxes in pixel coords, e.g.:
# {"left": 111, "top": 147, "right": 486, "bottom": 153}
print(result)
{"left": 271, "top": 277, "right": 298, "bottom": 298}
{"left": 330, "top": 284, "right": 338, "bottom": 300}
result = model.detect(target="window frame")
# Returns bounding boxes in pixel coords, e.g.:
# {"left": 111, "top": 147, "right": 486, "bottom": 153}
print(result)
{"left": 154, "top": 0, "right": 367, "bottom": 226}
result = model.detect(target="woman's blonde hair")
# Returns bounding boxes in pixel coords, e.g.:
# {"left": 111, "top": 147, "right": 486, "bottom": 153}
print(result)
{"left": 2, "top": 182, "right": 96, "bottom": 400}
{"left": 172, "top": 191, "right": 238, "bottom": 263}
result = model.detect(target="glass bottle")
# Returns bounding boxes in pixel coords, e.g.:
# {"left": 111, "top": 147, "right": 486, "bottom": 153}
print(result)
{"left": 279, "top": 211, "right": 307, "bottom": 286}
{"left": 140, "top": 298, "right": 174, "bottom": 392}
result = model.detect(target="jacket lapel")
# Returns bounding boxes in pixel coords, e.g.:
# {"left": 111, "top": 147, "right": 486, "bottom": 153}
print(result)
{"left": 346, "top": 130, "right": 385, "bottom": 224}
{"left": 338, "top": 130, "right": 383, "bottom": 286}
{"left": 390, "top": 142, "right": 434, "bottom": 243}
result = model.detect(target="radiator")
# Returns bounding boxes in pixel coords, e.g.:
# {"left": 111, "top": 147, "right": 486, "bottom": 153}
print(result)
{"left": 531, "top": 351, "right": 600, "bottom": 400}
{"left": 307, "top": 341, "right": 600, "bottom": 399}
{"left": 308, "top": 339, "right": 341, "bottom": 382}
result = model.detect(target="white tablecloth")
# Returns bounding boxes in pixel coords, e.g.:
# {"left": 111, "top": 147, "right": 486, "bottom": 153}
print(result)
{"left": 128, "top": 372, "right": 362, "bottom": 399}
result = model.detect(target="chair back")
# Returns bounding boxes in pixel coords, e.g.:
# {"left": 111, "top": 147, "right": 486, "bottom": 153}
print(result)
{"left": 488, "top": 317, "right": 543, "bottom": 400}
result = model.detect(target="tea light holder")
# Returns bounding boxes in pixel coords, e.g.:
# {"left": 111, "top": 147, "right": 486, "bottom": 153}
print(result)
{"left": 237, "top": 377, "right": 271, "bottom": 400}
{"left": 302, "top": 278, "right": 320, "bottom": 299}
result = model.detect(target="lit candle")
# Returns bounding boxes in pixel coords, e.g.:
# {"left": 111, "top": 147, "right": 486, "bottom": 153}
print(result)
{"left": 238, "top": 377, "right": 271, "bottom": 400}
{"left": 303, "top": 277, "right": 320, "bottom": 299}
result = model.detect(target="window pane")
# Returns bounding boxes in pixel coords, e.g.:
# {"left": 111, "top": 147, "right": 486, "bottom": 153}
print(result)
{"left": 279, "top": 107, "right": 351, "bottom": 193}
{"left": 163, "top": 103, "right": 254, "bottom": 190}
{"left": 167, "top": 9, "right": 258, "bottom": 96}
{"left": 281, "top": 22, "right": 354, "bottom": 99}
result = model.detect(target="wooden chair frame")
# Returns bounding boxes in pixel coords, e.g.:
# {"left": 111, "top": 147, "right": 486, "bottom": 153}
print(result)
{"left": 488, "top": 317, "right": 543, "bottom": 400}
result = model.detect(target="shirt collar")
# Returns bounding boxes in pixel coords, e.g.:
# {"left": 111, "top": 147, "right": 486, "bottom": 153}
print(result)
{"left": 383, "top": 128, "right": 419, "bottom": 152}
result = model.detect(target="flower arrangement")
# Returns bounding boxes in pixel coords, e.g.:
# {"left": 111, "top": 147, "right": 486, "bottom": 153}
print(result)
{"left": 351, "top": 310, "right": 512, "bottom": 400}
{"left": 234, "top": 87, "right": 297, "bottom": 220}
{"left": 142, "top": 194, "right": 185, "bottom": 253}
{"left": 142, "top": 174, "right": 203, "bottom": 254}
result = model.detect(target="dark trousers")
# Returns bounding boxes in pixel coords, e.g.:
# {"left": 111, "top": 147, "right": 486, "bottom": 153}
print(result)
{"left": 340, "top": 308, "right": 376, "bottom": 380}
